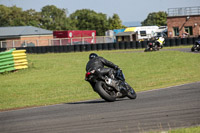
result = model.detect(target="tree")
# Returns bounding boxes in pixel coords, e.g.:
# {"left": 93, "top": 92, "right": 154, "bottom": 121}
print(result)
{"left": 0, "top": 5, "right": 26, "bottom": 26}
{"left": 0, "top": 5, "right": 41, "bottom": 27}
{"left": 41, "top": 5, "right": 71, "bottom": 30}
{"left": 70, "top": 9, "right": 109, "bottom": 36}
{"left": 108, "top": 14, "right": 126, "bottom": 30}
{"left": 22, "top": 9, "right": 41, "bottom": 27}
{"left": 0, "top": 5, "right": 125, "bottom": 35}
{"left": 0, "top": 5, "right": 11, "bottom": 26}
{"left": 141, "top": 11, "right": 167, "bottom": 26}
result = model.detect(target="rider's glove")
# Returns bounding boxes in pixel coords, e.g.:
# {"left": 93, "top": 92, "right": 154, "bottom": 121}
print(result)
{"left": 114, "top": 65, "right": 119, "bottom": 70}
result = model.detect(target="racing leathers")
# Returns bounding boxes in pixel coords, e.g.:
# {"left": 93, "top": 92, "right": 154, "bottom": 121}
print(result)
{"left": 86, "top": 56, "right": 119, "bottom": 80}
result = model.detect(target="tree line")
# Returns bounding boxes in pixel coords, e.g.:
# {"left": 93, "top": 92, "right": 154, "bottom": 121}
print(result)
{"left": 0, "top": 5, "right": 167, "bottom": 36}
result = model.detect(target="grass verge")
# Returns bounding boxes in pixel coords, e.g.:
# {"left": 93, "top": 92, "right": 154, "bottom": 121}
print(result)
{"left": 149, "top": 126, "right": 200, "bottom": 133}
{"left": 0, "top": 47, "right": 200, "bottom": 110}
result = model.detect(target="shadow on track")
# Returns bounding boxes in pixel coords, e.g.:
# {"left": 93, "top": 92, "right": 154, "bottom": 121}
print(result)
{"left": 66, "top": 98, "right": 130, "bottom": 105}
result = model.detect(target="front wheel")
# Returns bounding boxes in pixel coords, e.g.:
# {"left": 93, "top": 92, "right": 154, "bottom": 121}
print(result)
{"left": 95, "top": 81, "right": 116, "bottom": 102}
{"left": 125, "top": 83, "right": 137, "bottom": 99}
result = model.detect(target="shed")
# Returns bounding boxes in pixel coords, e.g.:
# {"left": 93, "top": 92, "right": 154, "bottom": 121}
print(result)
{"left": 116, "top": 32, "right": 137, "bottom": 42}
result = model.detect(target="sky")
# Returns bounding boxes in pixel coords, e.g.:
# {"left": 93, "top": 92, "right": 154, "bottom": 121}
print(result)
{"left": 0, "top": 0, "right": 199, "bottom": 23}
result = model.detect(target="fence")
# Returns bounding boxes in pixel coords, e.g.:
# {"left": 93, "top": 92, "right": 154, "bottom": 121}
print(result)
{"left": 0, "top": 36, "right": 114, "bottom": 49}
{"left": 0, "top": 49, "right": 28, "bottom": 73}
{"left": 1, "top": 37, "right": 195, "bottom": 54}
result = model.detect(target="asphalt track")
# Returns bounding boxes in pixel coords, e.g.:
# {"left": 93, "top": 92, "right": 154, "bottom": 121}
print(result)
{"left": 0, "top": 81, "right": 200, "bottom": 133}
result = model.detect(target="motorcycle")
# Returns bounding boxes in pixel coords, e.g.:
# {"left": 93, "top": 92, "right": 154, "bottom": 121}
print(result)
{"left": 191, "top": 39, "right": 200, "bottom": 52}
{"left": 85, "top": 69, "right": 137, "bottom": 102}
{"left": 144, "top": 42, "right": 159, "bottom": 52}
{"left": 144, "top": 37, "right": 165, "bottom": 52}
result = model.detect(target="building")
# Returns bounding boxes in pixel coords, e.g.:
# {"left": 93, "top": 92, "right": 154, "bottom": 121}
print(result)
{"left": 0, "top": 26, "right": 53, "bottom": 48}
{"left": 167, "top": 6, "right": 200, "bottom": 38}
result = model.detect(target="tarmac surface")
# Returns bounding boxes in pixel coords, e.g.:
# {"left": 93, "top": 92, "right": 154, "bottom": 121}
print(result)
{"left": 0, "top": 82, "right": 200, "bottom": 133}
{"left": 160, "top": 47, "right": 200, "bottom": 53}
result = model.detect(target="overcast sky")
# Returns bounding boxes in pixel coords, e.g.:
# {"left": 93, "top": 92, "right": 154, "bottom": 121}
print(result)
{"left": 0, "top": 0, "right": 199, "bottom": 22}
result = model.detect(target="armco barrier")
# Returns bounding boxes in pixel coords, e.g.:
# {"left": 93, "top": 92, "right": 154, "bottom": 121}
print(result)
{"left": 0, "top": 49, "right": 28, "bottom": 73}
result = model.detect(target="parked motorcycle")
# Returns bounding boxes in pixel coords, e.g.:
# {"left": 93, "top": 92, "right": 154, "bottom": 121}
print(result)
{"left": 85, "top": 69, "right": 137, "bottom": 102}
{"left": 191, "top": 39, "right": 200, "bottom": 52}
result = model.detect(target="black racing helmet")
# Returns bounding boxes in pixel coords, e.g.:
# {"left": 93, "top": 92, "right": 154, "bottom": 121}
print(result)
{"left": 89, "top": 53, "right": 98, "bottom": 60}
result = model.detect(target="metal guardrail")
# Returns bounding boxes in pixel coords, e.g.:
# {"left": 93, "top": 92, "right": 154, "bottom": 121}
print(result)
{"left": 168, "top": 6, "right": 200, "bottom": 16}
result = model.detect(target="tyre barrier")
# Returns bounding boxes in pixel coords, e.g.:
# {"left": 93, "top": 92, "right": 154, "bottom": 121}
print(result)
{"left": 74, "top": 45, "right": 80, "bottom": 52}
{"left": 80, "top": 45, "right": 85, "bottom": 52}
{"left": 119, "top": 42, "right": 125, "bottom": 49}
{"left": 175, "top": 38, "right": 181, "bottom": 46}
{"left": 136, "top": 41, "right": 142, "bottom": 49}
{"left": 86, "top": 44, "right": 91, "bottom": 51}
{"left": 181, "top": 38, "right": 187, "bottom": 45}
{"left": 187, "top": 37, "right": 193, "bottom": 45}
{"left": 108, "top": 43, "right": 114, "bottom": 50}
{"left": 102, "top": 43, "right": 108, "bottom": 50}
{"left": 97, "top": 43, "right": 103, "bottom": 51}
{"left": 0, "top": 49, "right": 28, "bottom": 73}
{"left": 10, "top": 37, "right": 194, "bottom": 54}
{"left": 193, "top": 37, "right": 198, "bottom": 43}
{"left": 164, "top": 38, "right": 170, "bottom": 47}
{"left": 170, "top": 38, "right": 176, "bottom": 46}
{"left": 91, "top": 44, "right": 97, "bottom": 51}
{"left": 125, "top": 42, "right": 130, "bottom": 49}
{"left": 0, "top": 48, "right": 7, "bottom": 52}
{"left": 130, "top": 41, "right": 136, "bottom": 49}
{"left": 114, "top": 43, "right": 119, "bottom": 50}
{"left": 141, "top": 41, "right": 147, "bottom": 48}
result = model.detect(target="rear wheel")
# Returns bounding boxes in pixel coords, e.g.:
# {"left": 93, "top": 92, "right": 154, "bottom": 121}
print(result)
{"left": 95, "top": 81, "right": 116, "bottom": 102}
{"left": 191, "top": 47, "right": 195, "bottom": 52}
{"left": 125, "top": 82, "right": 137, "bottom": 99}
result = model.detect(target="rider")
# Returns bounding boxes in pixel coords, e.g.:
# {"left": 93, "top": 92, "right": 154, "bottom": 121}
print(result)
{"left": 86, "top": 53, "right": 119, "bottom": 80}
{"left": 86, "top": 53, "right": 126, "bottom": 94}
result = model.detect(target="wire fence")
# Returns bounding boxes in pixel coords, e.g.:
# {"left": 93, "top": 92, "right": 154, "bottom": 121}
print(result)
{"left": 0, "top": 36, "right": 114, "bottom": 49}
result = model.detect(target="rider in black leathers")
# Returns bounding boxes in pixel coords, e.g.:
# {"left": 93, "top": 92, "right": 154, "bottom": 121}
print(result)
{"left": 86, "top": 53, "right": 119, "bottom": 80}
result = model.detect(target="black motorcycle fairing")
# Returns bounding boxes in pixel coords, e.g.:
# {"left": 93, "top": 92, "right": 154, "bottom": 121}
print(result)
{"left": 85, "top": 67, "right": 137, "bottom": 101}
{"left": 115, "top": 69, "right": 125, "bottom": 81}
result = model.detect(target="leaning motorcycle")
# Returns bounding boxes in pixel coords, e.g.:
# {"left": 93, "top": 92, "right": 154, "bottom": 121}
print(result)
{"left": 144, "top": 37, "right": 165, "bottom": 52}
{"left": 85, "top": 69, "right": 137, "bottom": 102}
{"left": 191, "top": 39, "right": 200, "bottom": 52}
{"left": 144, "top": 42, "right": 159, "bottom": 52}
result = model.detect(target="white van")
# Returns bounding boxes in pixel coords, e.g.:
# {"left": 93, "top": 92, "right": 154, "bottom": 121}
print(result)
{"left": 124, "top": 26, "right": 159, "bottom": 41}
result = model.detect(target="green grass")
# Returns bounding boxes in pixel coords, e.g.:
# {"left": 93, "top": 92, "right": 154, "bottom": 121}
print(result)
{"left": 0, "top": 47, "right": 200, "bottom": 110}
{"left": 168, "top": 126, "right": 200, "bottom": 133}
{"left": 149, "top": 126, "right": 200, "bottom": 133}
